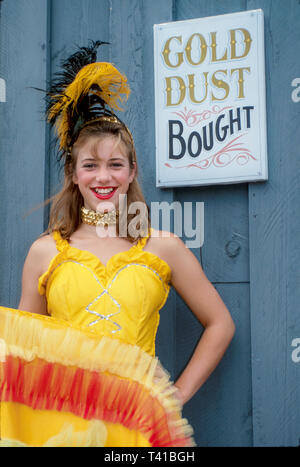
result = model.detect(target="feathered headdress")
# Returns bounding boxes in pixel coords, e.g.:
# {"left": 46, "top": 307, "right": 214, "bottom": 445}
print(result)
{"left": 46, "top": 41, "right": 131, "bottom": 154}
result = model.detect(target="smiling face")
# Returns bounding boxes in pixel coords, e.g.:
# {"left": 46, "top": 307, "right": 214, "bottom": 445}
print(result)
{"left": 72, "top": 134, "right": 136, "bottom": 211}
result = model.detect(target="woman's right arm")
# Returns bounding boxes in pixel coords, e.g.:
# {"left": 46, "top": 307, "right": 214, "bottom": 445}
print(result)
{"left": 18, "top": 238, "right": 49, "bottom": 315}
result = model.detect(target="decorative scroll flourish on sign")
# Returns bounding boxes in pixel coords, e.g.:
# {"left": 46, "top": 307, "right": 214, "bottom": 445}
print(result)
{"left": 172, "top": 105, "right": 233, "bottom": 127}
{"left": 165, "top": 133, "right": 256, "bottom": 170}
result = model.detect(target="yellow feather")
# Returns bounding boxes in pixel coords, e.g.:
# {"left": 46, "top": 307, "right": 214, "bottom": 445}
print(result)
{"left": 48, "top": 62, "right": 130, "bottom": 150}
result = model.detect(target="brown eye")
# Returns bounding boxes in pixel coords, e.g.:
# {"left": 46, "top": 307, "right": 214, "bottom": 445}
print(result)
{"left": 83, "top": 163, "right": 96, "bottom": 169}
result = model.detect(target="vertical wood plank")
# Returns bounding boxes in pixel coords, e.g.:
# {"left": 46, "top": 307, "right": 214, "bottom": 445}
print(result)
{"left": 177, "top": 283, "right": 252, "bottom": 446}
{"left": 110, "top": 0, "right": 177, "bottom": 376}
{"left": 174, "top": 0, "right": 247, "bottom": 19}
{"left": 47, "top": 0, "right": 110, "bottom": 207}
{"left": 247, "top": 0, "right": 300, "bottom": 447}
{"left": 0, "top": 0, "right": 48, "bottom": 306}
{"left": 172, "top": 1, "right": 250, "bottom": 278}
{"left": 139, "top": 0, "right": 176, "bottom": 375}
{"left": 173, "top": 0, "right": 252, "bottom": 447}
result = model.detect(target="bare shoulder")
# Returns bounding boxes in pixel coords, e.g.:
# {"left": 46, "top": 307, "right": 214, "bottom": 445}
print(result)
{"left": 25, "top": 233, "right": 57, "bottom": 275}
{"left": 149, "top": 227, "right": 202, "bottom": 269}
{"left": 147, "top": 228, "right": 189, "bottom": 267}
{"left": 29, "top": 234, "right": 55, "bottom": 255}
{"left": 149, "top": 228, "right": 184, "bottom": 247}
{"left": 19, "top": 233, "right": 56, "bottom": 315}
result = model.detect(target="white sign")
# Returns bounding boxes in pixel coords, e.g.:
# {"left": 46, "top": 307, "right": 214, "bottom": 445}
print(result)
{"left": 154, "top": 9, "right": 268, "bottom": 187}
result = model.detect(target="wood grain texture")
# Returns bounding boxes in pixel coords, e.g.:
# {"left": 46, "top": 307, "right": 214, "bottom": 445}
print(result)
{"left": 0, "top": 0, "right": 48, "bottom": 306}
{"left": 174, "top": 0, "right": 247, "bottom": 20}
{"left": 46, "top": 0, "right": 110, "bottom": 206}
{"left": 173, "top": 0, "right": 252, "bottom": 447}
{"left": 110, "top": 0, "right": 177, "bottom": 377}
{"left": 0, "top": 0, "right": 299, "bottom": 448}
{"left": 138, "top": 0, "right": 178, "bottom": 376}
{"left": 176, "top": 283, "right": 252, "bottom": 446}
{"left": 248, "top": 0, "right": 300, "bottom": 447}
{"left": 171, "top": 0, "right": 250, "bottom": 277}
{"left": 175, "top": 184, "right": 249, "bottom": 282}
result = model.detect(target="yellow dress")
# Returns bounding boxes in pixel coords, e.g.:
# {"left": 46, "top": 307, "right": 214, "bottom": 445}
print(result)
{"left": 0, "top": 229, "right": 194, "bottom": 447}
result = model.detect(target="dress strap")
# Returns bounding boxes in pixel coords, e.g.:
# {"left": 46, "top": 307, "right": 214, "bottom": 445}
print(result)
{"left": 52, "top": 230, "right": 70, "bottom": 252}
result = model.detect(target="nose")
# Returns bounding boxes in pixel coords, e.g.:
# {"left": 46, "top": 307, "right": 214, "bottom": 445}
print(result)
{"left": 95, "top": 165, "right": 112, "bottom": 184}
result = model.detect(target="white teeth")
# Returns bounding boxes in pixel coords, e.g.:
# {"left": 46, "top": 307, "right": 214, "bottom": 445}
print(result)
{"left": 94, "top": 188, "right": 114, "bottom": 194}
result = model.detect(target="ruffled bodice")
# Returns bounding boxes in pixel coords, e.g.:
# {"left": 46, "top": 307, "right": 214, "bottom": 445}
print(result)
{"left": 38, "top": 229, "right": 171, "bottom": 356}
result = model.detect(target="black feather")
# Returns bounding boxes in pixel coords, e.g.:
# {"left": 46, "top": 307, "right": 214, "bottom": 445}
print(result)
{"left": 44, "top": 40, "right": 123, "bottom": 157}
{"left": 46, "top": 40, "right": 109, "bottom": 123}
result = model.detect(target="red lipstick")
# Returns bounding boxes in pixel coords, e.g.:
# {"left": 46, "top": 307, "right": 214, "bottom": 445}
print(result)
{"left": 90, "top": 187, "right": 117, "bottom": 200}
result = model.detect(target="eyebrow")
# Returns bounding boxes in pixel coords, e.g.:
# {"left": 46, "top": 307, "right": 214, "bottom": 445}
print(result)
{"left": 81, "top": 156, "right": 126, "bottom": 162}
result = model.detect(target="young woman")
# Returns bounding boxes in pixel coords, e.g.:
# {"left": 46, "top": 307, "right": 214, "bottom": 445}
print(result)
{"left": 0, "top": 42, "right": 235, "bottom": 447}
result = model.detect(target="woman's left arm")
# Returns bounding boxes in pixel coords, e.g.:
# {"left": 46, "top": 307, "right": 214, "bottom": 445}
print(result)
{"left": 164, "top": 234, "right": 236, "bottom": 405}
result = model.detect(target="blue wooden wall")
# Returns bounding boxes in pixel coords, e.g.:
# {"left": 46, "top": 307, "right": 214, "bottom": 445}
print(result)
{"left": 0, "top": 0, "right": 299, "bottom": 447}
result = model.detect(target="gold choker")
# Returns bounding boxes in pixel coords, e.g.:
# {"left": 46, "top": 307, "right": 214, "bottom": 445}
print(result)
{"left": 81, "top": 206, "right": 119, "bottom": 227}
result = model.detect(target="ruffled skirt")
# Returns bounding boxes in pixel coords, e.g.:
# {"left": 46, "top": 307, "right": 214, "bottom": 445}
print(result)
{"left": 0, "top": 306, "right": 194, "bottom": 447}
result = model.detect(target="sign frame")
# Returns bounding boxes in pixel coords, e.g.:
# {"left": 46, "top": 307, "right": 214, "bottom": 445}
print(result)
{"left": 153, "top": 9, "right": 268, "bottom": 188}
